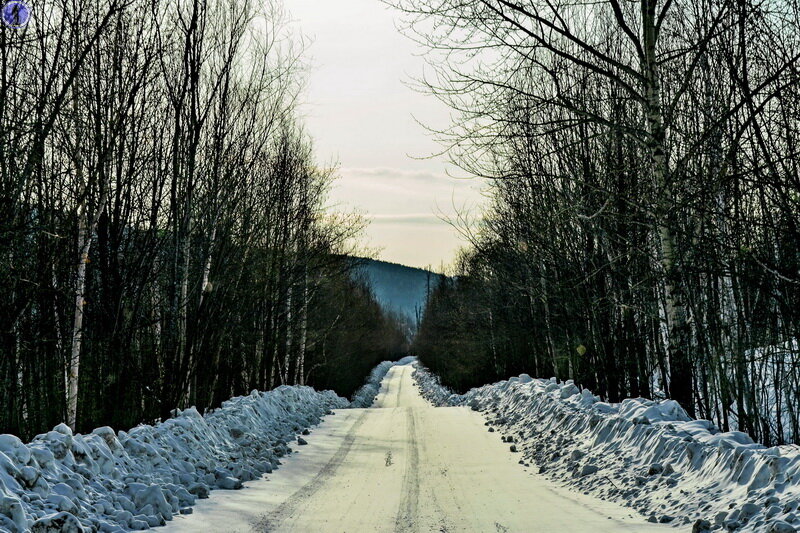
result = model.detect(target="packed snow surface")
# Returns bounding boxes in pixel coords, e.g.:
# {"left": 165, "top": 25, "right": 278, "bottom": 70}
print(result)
{"left": 0, "top": 386, "right": 347, "bottom": 532}
{"left": 413, "top": 364, "right": 800, "bottom": 532}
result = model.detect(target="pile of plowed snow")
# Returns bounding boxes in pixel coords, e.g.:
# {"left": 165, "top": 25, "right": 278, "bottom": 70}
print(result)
{"left": 0, "top": 386, "right": 347, "bottom": 532}
{"left": 413, "top": 363, "right": 800, "bottom": 533}
{"left": 350, "top": 356, "right": 415, "bottom": 408}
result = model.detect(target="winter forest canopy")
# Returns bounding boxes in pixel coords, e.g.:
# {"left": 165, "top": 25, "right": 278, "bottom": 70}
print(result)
{"left": 0, "top": 0, "right": 408, "bottom": 440}
{"left": 402, "top": 0, "right": 800, "bottom": 447}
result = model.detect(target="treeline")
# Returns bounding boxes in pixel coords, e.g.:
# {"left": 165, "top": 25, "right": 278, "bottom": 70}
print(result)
{"left": 399, "top": 0, "right": 800, "bottom": 445}
{"left": 0, "top": 0, "right": 406, "bottom": 440}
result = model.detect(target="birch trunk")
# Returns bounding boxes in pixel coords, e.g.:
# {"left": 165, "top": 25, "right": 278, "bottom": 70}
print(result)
{"left": 294, "top": 269, "right": 308, "bottom": 386}
{"left": 66, "top": 75, "right": 109, "bottom": 430}
{"left": 67, "top": 205, "right": 95, "bottom": 430}
{"left": 282, "top": 284, "right": 293, "bottom": 385}
{"left": 488, "top": 308, "right": 499, "bottom": 376}
{"left": 14, "top": 322, "right": 27, "bottom": 429}
{"left": 199, "top": 225, "right": 216, "bottom": 306}
{"left": 642, "top": 0, "right": 694, "bottom": 414}
{"left": 179, "top": 217, "right": 191, "bottom": 404}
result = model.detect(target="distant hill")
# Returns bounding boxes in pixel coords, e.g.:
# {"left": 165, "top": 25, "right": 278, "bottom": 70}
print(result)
{"left": 352, "top": 258, "right": 444, "bottom": 331}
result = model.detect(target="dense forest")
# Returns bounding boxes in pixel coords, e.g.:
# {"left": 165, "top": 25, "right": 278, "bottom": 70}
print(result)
{"left": 401, "top": 0, "right": 800, "bottom": 446}
{"left": 0, "top": 0, "right": 407, "bottom": 440}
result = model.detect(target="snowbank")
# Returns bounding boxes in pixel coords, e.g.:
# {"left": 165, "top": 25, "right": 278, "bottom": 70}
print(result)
{"left": 413, "top": 363, "right": 800, "bottom": 532}
{"left": 349, "top": 356, "right": 416, "bottom": 408}
{"left": 410, "top": 364, "right": 457, "bottom": 407}
{"left": 0, "top": 386, "right": 347, "bottom": 532}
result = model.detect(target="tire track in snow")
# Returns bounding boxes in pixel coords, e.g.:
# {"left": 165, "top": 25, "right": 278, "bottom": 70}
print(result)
{"left": 394, "top": 406, "right": 420, "bottom": 532}
{"left": 414, "top": 409, "right": 452, "bottom": 533}
{"left": 380, "top": 378, "right": 390, "bottom": 406}
{"left": 252, "top": 409, "right": 369, "bottom": 532}
{"left": 394, "top": 366, "right": 404, "bottom": 406}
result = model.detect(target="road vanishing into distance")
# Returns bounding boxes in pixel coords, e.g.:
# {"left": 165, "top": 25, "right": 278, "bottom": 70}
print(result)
{"left": 164, "top": 364, "right": 669, "bottom": 532}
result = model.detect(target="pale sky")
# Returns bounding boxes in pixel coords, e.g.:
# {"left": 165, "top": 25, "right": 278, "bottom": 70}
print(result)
{"left": 283, "top": 0, "right": 485, "bottom": 270}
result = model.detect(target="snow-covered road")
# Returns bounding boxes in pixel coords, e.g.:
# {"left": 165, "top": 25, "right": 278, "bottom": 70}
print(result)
{"left": 163, "top": 365, "right": 669, "bottom": 532}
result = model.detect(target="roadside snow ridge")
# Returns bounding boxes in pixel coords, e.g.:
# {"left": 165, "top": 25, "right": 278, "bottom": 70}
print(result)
{"left": 414, "top": 363, "right": 800, "bottom": 532}
{"left": 0, "top": 386, "right": 346, "bottom": 532}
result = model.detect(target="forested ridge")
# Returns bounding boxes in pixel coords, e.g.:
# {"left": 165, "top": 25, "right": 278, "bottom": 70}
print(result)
{"left": 399, "top": 0, "right": 800, "bottom": 446}
{"left": 355, "top": 258, "right": 444, "bottom": 329}
{"left": 0, "top": 0, "right": 407, "bottom": 440}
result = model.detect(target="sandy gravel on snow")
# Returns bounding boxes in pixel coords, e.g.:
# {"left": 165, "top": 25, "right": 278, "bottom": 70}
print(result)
{"left": 163, "top": 365, "right": 670, "bottom": 532}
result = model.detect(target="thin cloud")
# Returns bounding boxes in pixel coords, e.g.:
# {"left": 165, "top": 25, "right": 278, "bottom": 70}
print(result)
{"left": 342, "top": 166, "right": 476, "bottom": 184}
{"left": 336, "top": 167, "right": 480, "bottom": 196}
{"left": 367, "top": 213, "right": 443, "bottom": 225}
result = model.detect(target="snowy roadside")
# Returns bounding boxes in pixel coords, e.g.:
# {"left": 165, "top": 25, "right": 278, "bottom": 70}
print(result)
{"left": 0, "top": 386, "right": 350, "bottom": 532}
{"left": 413, "top": 363, "right": 800, "bottom": 533}
{"left": 349, "top": 355, "right": 415, "bottom": 408}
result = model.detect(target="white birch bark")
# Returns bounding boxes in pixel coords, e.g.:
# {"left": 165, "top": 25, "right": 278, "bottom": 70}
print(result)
{"left": 66, "top": 77, "right": 109, "bottom": 429}
{"left": 67, "top": 198, "right": 106, "bottom": 430}
{"left": 641, "top": 1, "right": 693, "bottom": 410}
{"left": 282, "top": 284, "right": 293, "bottom": 385}
{"left": 295, "top": 269, "right": 308, "bottom": 385}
